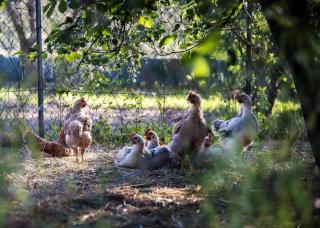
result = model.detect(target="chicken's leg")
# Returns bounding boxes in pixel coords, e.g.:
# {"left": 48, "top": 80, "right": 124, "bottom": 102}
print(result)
{"left": 75, "top": 147, "right": 79, "bottom": 163}
{"left": 81, "top": 148, "right": 85, "bottom": 163}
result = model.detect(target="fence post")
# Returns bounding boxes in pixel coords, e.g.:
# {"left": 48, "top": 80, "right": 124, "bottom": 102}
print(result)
{"left": 36, "top": 0, "right": 44, "bottom": 137}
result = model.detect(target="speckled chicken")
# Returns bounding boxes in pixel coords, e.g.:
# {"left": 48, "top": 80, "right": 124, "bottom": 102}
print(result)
{"left": 167, "top": 91, "right": 207, "bottom": 170}
{"left": 59, "top": 98, "right": 90, "bottom": 145}
{"left": 212, "top": 91, "right": 259, "bottom": 151}
{"left": 65, "top": 116, "right": 92, "bottom": 163}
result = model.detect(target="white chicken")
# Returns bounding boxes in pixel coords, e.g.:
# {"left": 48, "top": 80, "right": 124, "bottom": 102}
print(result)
{"left": 117, "top": 128, "right": 160, "bottom": 161}
{"left": 115, "top": 133, "right": 174, "bottom": 170}
{"left": 116, "top": 129, "right": 160, "bottom": 162}
{"left": 196, "top": 131, "right": 226, "bottom": 166}
{"left": 115, "top": 134, "right": 152, "bottom": 169}
{"left": 212, "top": 91, "right": 259, "bottom": 151}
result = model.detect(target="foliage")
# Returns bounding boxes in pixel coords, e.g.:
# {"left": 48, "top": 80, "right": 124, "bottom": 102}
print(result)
{"left": 201, "top": 144, "right": 313, "bottom": 227}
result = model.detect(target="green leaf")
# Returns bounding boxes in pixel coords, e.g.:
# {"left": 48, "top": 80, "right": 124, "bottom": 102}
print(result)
{"left": 159, "top": 34, "right": 177, "bottom": 48}
{"left": 64, "top": 51, "right": 81, "bottom": 63}
{"left": 58, "top": 0, "right": 67, "bottom": 13}
{"left": 179, "top": 42, "right": 190, "bottom": 49}
{"left": 40, "top": 52, "right": 48, "bottom": 59}
{"left": 27, "top": 52, "right": 37, "bottom": 60}
{"left": 139, "top": 16, "right": 153, "bottom": 29}
{"left": 0, "top": 0, "right": 8, "bottom": 11}
{"left": 70, "top": 51, "right": 81, "bottom": 59}
{"left": 102, "top": 44, "right": 109, "bottom": 50}
{"left": 195, "top": 32, "right": 220, "bottom": 55}
{"left": 13, "top": 50, "right": 23, "bottom": 56}
{"left": 102, "top": 29, "right": 111, "bottom": 36}
{"left": 191, "top": 56, "right": 210, "bottom": 78}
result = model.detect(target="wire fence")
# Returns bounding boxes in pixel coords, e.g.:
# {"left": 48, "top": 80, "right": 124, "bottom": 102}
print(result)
{"left": 0, "top": 0, "right": 202, "bottom": 146}
{"left": 0, "top": 87, "right": 196, "bottom": 147}
{"left": 1, "top": 0, "right": 236, "bottom": 148}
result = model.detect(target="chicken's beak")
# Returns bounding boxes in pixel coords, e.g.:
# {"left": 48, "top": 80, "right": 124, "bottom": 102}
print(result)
{"left": 187, "top": 97, "right": 194, "bottom": 104}
{"left": 233, "top": 90, "right": 240, "bottom": 98}
{"left": 236, "top": 96, "right": 243, "bottom": 103}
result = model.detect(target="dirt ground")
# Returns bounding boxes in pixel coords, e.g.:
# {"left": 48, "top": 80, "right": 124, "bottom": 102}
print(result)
{"left": 5, "top": 147, "right": 207, "bottom": 227}
{"left": 4, "top": 141, "right": 319, "bottom": 228}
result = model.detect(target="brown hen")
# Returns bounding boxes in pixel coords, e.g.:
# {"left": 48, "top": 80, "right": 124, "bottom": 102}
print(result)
{"left": 167, "top": 91, "right": 207, "bottom": 171}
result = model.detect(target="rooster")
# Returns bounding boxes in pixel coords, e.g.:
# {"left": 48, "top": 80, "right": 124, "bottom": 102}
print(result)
{"left": 167, "top": 91, "right": 207, "bottom": 171}
{"left": 59, "top": 98, "right": 89, "bottom": 145}
{"left": 65, "top": 116, "right": 92, "bottom": 163}
{"left": 212, "top": 91, "right": 259, "bottom": 151}
{"left": 23, "top": 130, "right": 72, "bottom": 157}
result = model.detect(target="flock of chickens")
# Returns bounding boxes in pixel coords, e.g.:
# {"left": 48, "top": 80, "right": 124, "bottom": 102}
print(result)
{"left": 23, "top": 90, "right": 259, "bottom": 171}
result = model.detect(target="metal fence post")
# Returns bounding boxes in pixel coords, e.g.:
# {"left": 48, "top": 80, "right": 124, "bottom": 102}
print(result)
{"left": 36, "top": 0, "right": 44, "bottom": 137}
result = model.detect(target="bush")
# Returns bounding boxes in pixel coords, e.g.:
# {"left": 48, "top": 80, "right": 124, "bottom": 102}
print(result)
{"left": 201, "top": 145, "right": 313, "bottom": 227}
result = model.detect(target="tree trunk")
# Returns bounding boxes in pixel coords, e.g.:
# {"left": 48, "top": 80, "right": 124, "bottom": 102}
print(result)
{"left": 5, "top": 0, "right": 37, "bottom": 87}
{"left": 260, "top": 0, "right": 320, "bottom": 167}
{"left": 265, "top": 65, "right": 282, "bottom": 116}
{"left": 243, "top": 1, "right": 253, "bottom": 95}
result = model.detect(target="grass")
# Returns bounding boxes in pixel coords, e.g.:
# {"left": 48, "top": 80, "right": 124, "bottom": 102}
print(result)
{"left": 0, "top": 88, "right": 301, "bottom": 112}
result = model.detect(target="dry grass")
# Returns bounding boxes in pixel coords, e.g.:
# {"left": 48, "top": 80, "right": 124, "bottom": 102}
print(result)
{"left": 5, "top": 147, "right": 206, "bottom": 227}
{"left": 3, "top": 140, "right": 317, "bottom": 227}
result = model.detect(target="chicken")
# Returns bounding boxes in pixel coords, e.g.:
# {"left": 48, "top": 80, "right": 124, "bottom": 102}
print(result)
{"left": 115, "top": 133, "right": 152, "bottom": 169}
{"left": 212, "top": 91, "right": 259, "bottom": 151}
{"left": 196, "top": 130, "right": 226, "bottom": 166}
{"left": 117, "top": 129, "right": 160, "bottom": 161}
{"left": 144, "top": 128, "right": 160, "bottom": 150}
{"left": 115, "top": 133, "right": 174, "bottom": 170}
{"left": 167, "top": 91, "right": 207, "bottom": 170}
{"left": 59, "top": 98, "right": 89, "bottom": 145}
{"left": 65, "top": 116, "right": 92, "bottom": 163}
{"left": 117, "top": 146, "right": 133, "bottom": 162}
{"left": 23, "top": 130, "right": 72, "bottom": 157}
{"left": 140, "top": 146, "right": 174, "bottom": 170}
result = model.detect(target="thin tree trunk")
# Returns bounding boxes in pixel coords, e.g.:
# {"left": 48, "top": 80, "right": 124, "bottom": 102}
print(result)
{"left": 244, "top": 1, "right": 253, "bottom": 95}
{"left": 265, "top": 65, "right": 282, "bottom": 116}
{"left": 261, "top": 0, "right": 320, "bottom": 167}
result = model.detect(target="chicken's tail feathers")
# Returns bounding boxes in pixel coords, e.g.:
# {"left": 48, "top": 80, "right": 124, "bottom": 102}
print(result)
{"left": 23, "top": 130, "right": 71, "bottom": 157}
{"left": 23, "top": 130, "right": 45, "bottom": 144}
{"left": 212, "top": 119, "right": 224, "bottom": 132}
